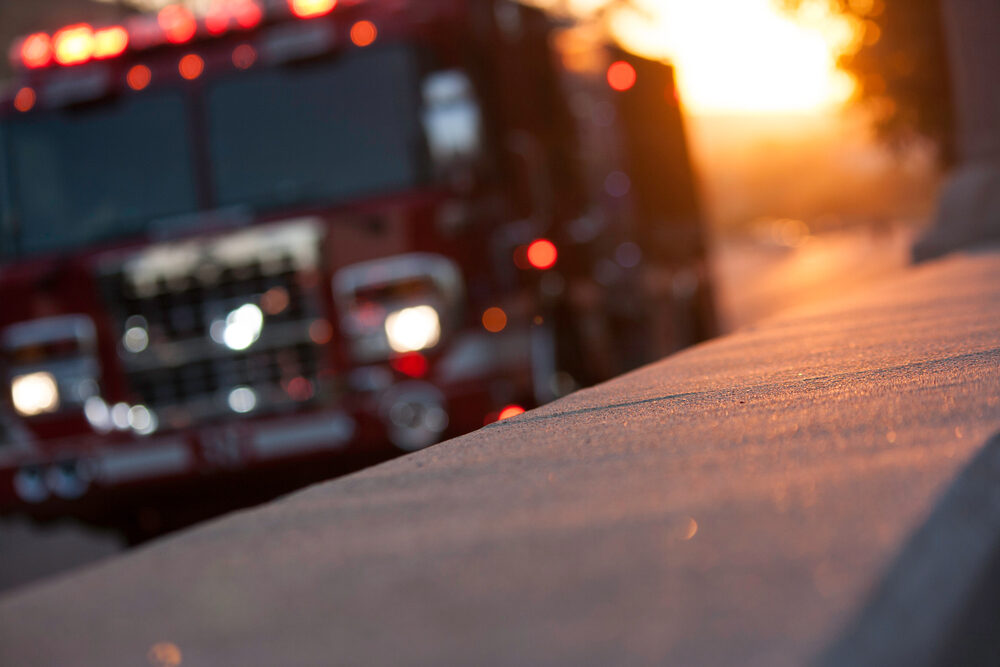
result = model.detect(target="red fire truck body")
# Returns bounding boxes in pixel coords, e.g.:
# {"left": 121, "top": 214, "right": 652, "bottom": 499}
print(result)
{"left": 0, "top": 0, "right": 713, "bottom": 537}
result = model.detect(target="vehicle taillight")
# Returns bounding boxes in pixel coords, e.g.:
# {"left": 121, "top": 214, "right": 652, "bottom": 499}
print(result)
{"left": 289, "top": 0, "right": 337, "bottom": 20}
{"left": 158, "top": 5, "right": 197, "bottom": 44}
{"left": 93, "top": 26, "right": 129, "bottom": 59}
{"left": 52, "top": 24, "right": 95, "bottom": 66}
{"left": 19, "top": 33, "right": 52, "bottom": 69}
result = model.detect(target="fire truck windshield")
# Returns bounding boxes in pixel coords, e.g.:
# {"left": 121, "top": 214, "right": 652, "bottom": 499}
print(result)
{"left": 1, "top": 91, "right": 198, "bottom": 257}
{"left": 206, "top": 45, "right": 427, "bottom": 212}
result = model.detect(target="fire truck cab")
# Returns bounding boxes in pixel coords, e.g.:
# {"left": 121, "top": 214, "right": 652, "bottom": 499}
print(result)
{"left": 0, "top": 0, "right": 714, "bottom": 538}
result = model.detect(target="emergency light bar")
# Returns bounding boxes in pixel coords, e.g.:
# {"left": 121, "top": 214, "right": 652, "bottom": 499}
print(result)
{"left": 8, "top": 0, "right": 344, "bottom": 71}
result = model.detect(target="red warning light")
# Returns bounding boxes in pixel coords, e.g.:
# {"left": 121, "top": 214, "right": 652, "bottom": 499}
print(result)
{"left": 53, "top": 24, "right": 95, "bottom": 66}
{"left": 205, "top": 8, "right": 230, "bottom": 34}
{"left": 159, "top": 5, "right": 197, "bottom": 44}
{"left": 526, "top": 239, "right": 558, "bottom": 270}
{"left": 498, "top": 404, "right": 525, "bottom": 420}
{"left": 391, "top": 352, "right": 429, "bottom": 379}
{"left": 607, "top": 60, "right": 637, "bottom": 92}
{"left": 289, "top": 0, "right": 337, "bottom": 19}
{"left": 207, "top": 0, "right": 263, "bottom": 33}
{"left": 93, "top": 26, "right": 129, "bottom": 59}
{"left": 234, "top": 0, "right": 264, "bottom": 28}
{"left": 19, "top": 33, "right": 53, "bottom": 69}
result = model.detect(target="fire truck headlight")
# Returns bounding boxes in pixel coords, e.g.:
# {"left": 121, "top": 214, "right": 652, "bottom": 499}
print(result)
{"left": 385, "top": 305, "right": 441, "bottom": 353}
{"left": 212, "top": 303, "right": 264, "bottom": 351}
{"left": 11, "top": 371, "right": 60, "bottom": 417}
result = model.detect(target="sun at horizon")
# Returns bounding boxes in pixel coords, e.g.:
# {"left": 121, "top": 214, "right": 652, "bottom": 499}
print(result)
{"left": 604, "top": 0, "right": 858, "bottom": 115}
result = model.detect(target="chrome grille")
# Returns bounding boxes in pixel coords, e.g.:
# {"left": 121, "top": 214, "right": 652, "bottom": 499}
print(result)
{"left": 99, "top": 220, "right": 330, "bottom": 426}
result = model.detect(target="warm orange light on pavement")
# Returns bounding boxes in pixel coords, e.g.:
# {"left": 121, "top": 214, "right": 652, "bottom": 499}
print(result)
{"left": 13, "top": 87, "right": 36, "bottom": 112}
{"left": 289, "top": 0, "right": 337, "bottom": 19}
{"left": 179, "top": 54, "right": 205, "bottom": 80}
{"left": 20, "top": 33, "right": 53, "bottom": 69}
{"left": 53, "top": 25, "right": 95, "bottom": 66}
{"left": 147, "top": 641, "right": 182, "bottom": 667}
{"left": 93, "top": 26, "right": 128, "bottom": 59}
{"left": 351, "top": 20, "right": 377, "bottom": 47}
{"left": 127, "top": 65, "right": 152, "bottom": 90}
{"left": 607, "top": 60, "right": 637, "bottom": 91}
{"left": 527, "top": 239, "right": 558, "bottom": 270}
{"left": 498, "top": 405, "right": 525, "bottom": 420}
{"left": 482, "top": 307, "right": 508, "bottom": 333}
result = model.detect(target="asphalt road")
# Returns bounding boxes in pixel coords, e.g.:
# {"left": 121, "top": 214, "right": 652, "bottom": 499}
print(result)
{"left": 1, "top": 246, "right": 998, "bottom": 666}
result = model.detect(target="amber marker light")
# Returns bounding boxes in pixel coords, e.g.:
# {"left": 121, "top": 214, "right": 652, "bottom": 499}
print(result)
{"left": 482, "top": 307, "right": 507, "bottom": 333}
{"left": 289, "top": 0, "right": 337, "bottom": 19}
{"left": 526, "top": 239, "right": 558, "bottom": 270}
{"left": 127, "top": 64, "right": 152, "bottom": 90}
{"left": 607, "top": 60, "right": 637, "bottom": 92}
{"left": 13, "top": 87, "right": 36, "bottom": 112}
{"left": 179, "top": 53, "right": 204, "bottom": 80}
{"left": 350, "top": 20, "right": 377, "bottom": 47}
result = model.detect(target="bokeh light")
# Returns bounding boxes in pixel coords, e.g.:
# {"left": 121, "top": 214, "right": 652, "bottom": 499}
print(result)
{"left": 350, "top": 20, "right": 378, "bottom": 47}
{"left": 127, "top": 65, "right": 152, "bottom": 90}
{"left": 179, "top": 53, "right": 205, "bottom": 80}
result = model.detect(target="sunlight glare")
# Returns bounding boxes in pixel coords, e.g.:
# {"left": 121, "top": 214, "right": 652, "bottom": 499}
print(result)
{"left": 600, "top": 0, "right": 857, "bottom": 114}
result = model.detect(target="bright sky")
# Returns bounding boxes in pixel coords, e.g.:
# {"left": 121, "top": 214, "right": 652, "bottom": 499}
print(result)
{"left": 594, "top": 0, "right": 859, "bottom": 115}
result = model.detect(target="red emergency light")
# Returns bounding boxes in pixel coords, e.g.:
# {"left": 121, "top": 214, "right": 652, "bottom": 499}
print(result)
{"left": 206, "top": 0, "right": 264, "bottom": 35}
{"left": 52, "top": 24, "right": 96, "bottom": 66}
{"left": 158, "top": 5, "right": 198, "bottom": 44}
{"left": 289, "top": 0, "right": 338, "bottom": 19}
{"left": 94, "top": 27, "right": 129, "bottom": 60}
{"left": 9, "top": 0, "right": 277, "bottom": 71}
{"left": 17, "top": 33, "right": 53, "bottom": 69}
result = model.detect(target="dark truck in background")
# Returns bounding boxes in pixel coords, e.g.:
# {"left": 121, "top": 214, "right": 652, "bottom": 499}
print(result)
{"left": 0, "top": 0, "right": 714, "bottom": 540}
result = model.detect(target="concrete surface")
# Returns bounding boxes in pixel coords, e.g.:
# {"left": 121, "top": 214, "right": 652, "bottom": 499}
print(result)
{"left": 1, "top": 249, "right": 998, "bottom": 666}
{"left": 0, "top": 518, "right": 122, "bottom": 594}
{"left": 0, "top": 227, "right": 913, "bottom": 596}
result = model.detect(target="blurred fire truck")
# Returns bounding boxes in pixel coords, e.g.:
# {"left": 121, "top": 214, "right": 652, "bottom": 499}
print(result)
{"left": 0, "top": 0, "right": 714, "bottom": 539}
